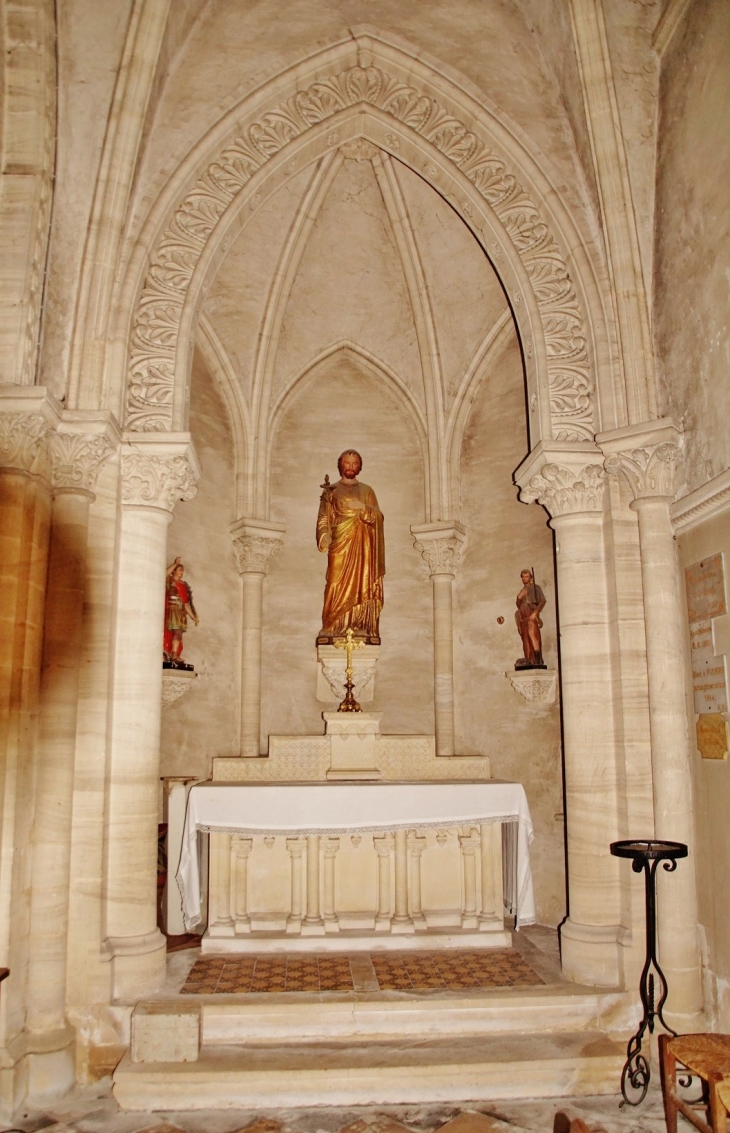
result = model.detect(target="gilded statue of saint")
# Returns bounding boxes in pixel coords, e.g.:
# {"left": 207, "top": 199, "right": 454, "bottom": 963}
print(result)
{"left": 316, "top": 450, "right": 385, "bottom": 645}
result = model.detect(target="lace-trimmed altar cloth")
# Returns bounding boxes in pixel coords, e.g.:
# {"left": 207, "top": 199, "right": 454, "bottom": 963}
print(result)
{"left": 177, "top": 780, "right": 536, "bottom": 931}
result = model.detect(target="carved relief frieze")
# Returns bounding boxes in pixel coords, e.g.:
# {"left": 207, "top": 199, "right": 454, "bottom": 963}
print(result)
{"left": 520, "top": 463, "right": 606, "bottom": 518}
{"left": 232, "top": 533, "right": 284, "bottom": 574}
{"left": 49, "top": 432, "right": 115, "bottom": 493}
{"left": 411, "top": 522, "right": 467, "bottom": 576}
{"left": 121, "top": 451, "right": 198, "bottom": 511}
{"left": 604, "top": 443, "right": 680, "bottom": 502}
{"left": 0, "top": 412, "right": 53, "bottom": 477}
{"left": 126, "top": 62, "right": 594, "bottom": 441}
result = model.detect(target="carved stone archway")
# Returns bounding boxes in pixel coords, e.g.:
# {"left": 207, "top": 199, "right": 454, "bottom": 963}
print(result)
{"left": 120, "top": 34, "right": 612, "bottom": 501}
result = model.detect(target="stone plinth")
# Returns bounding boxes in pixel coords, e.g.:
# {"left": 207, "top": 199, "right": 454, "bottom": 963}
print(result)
{"left": 324, "top": 712, "right": 383, "bottom": 780}
{"left": 317, "top": 645, "right": 379, "bottom": 704}
{"left": 131, "top": 1002, "right": 200, "bottom": 1063}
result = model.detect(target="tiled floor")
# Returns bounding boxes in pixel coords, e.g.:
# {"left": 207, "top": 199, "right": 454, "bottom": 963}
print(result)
{"left": 179, "top": 949, "right": 543, "bottom": 995}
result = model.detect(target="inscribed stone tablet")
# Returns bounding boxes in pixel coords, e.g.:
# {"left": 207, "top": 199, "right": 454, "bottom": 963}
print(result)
{"left": 696, "top": 713, "right": 729, "bottom": 761}
{"left": 685, "top": 553, "right": 726, "bottom": 623}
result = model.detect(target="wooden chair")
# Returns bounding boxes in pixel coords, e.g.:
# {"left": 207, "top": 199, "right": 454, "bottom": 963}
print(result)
{"left": 659, "top": 1032, "right": 730, "bottom": 1132}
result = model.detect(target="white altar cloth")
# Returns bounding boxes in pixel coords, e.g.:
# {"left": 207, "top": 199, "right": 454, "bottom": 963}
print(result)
{"left": 177, "top": 780, "right": 535, "bottom": 931}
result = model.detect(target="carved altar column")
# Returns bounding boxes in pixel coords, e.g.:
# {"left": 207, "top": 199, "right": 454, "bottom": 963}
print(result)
{"left": 232, "top": 836, "right": 253, "bottom": 933}
{"left": 373, "top": 834, "right": 393, "bottom": 931}
{"left": 408, "top": 831, "right": 428, "bottom": 929}
{"left": 209, "top": 833, "right": 234, "bottom": 936}
{"left": 411, "top": 522, "right": 467, "bottom": 756}
{"left": 601, "top": 421, "right": 702, "bottom": 1024}
{"left": 517, "top": 449, "right": 623, "bottom": 986}
{"left": 104, "top": 436, "right": 199, "bottom": 998}
{"left": 322, "top": 838, "right": 340, "bottom": 930}
{"left": 286, "top": 837, "right": 305, "bottom": 932}
{"left": 459, "top": 829, "right": 480, "bottom": 929}
{"left": 302, "top": 834, "right": 325, "bottom": 934}
{"left": 25, "top": 418, "right": 115, "bottom": 1087}
{"left": 391, "top": 828, "right": 414, "bottom": 933}
{"left": 479, "top": 822, "right": 504, "bottom": 928}
{"left": 230, "top": 518, "right": 285, "bottom": 757}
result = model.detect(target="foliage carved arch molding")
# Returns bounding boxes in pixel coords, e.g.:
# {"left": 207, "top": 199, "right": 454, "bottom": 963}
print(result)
{"left": 125, "top": 39, "right": 602, "bottom": 453}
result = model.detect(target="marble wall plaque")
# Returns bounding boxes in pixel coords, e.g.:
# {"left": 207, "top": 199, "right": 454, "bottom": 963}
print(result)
{"left": 686, "top": 553, "right": 729, "bottom": 754}
{"left": 685, "top": 553, "right": 726, "bottom": 622}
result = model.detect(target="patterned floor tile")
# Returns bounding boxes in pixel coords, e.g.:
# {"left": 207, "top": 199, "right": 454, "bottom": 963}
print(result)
{"left": 180, "top": 948, "right": 541, "bottom": 994}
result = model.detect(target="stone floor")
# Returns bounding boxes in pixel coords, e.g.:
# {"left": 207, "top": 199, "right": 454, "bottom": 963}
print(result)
{"left": 13, "top": 1079, "right": 673, "bottom": 1133}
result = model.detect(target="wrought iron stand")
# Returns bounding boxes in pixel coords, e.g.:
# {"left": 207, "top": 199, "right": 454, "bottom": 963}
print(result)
{"left": 609, "top": 838, "right": 688, "bottom": 1106}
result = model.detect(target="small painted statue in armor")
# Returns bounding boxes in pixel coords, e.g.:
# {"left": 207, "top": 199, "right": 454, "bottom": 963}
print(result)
{"left": 163, "top": 557, "right": 199, "bottom": 670}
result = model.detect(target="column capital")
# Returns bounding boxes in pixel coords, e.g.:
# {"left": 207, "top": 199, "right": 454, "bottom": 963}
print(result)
{"left": 515, "top": 442, "right": 606, "bottom": 518}
{"left": 230, "top": 517, "right": 285, "bottom": 575}
{"left": 410, "top": 521, "right": 467, "bottom": 576}
{"left": 121, "top": 434, "right": 200, "bottom": 512}
{"left": 519, "top": 462, "right": 606, "bottom": 517}
{"left": 50, "top": 413, "right": 120, "bottom": 494}
{"left": 322, "top": 838, "right": 341, "bottom": 858}
{"left": 0, "top": 385, "right": 62, "bottom": 477}
{"left": 599, "top": 418, "right": 682, "bottom": 503}
{"left": 232, "top": 836, "right": 253, "bottom": 858}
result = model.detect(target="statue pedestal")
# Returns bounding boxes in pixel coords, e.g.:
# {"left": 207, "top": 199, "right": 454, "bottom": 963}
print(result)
{"left": 324, "top": 712, "right": 383, "bottom": 780}
{"left": 316, "top": 644, "right": 379, "bottom": 704}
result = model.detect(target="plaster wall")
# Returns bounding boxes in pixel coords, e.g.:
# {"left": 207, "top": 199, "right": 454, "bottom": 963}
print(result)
{"left": 262, "top": 354, "right": 432, "bottom": 742}
{"left": 456, "top": 336, "right": 564, "bottom": 927}
{"left": 677, "top": 512, "right": 730, "bottom": 1031}
{"left": 38, "top": 0, "right": 134, "bottom": 397}
{"left": 161, "top": 351, "right": 241, "bottom": 782}
{"left": 129, "top": 0, "right": 599, "bottom": 256}
{"left": 654, "top": 0, "right": 730, "bottom": 491}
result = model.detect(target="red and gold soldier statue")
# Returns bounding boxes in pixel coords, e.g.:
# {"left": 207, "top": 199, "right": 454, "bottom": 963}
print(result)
{"left": 163, "top": 557, "right": 199, "bottom": 670}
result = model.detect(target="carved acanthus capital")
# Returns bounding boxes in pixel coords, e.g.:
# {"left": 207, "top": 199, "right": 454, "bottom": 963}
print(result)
{"left": 411, "top": 522, "right": 467, "bottom": 577}
{"left": 604, "top": 444, "right": 681, "bottom": 502}
{"left": 519, "top": 463, "right": 605, "bottom": 517}
{"left": 230, "top": 518, "right": 285, "bottom": 575}
{"left": 0, "top": 412, "right": 53, "bottom": 477}
{"left": 121, "top": 441, "right": 199, "bottom": 512}
{"left": 49, "top": 432, "right": 115, "bottom": 493}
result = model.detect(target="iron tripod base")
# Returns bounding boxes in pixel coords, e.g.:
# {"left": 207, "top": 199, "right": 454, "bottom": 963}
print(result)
{"left": 610, "top": 838, "right": 688, "bottom": 1106}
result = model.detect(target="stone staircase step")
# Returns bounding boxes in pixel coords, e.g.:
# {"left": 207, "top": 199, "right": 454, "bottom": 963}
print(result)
{"left": 198, "top": 987, "right": 623, "bottom": 1044}
{"left": 113, "top": 1031, "right": 626, "bottom": 1110}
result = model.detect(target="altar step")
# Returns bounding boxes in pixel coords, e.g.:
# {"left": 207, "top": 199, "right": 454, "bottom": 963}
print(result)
{"left": 113, "top": 1030, "right": 626, "bottom": 1109}
{"left": 113, "top": 984, "right": 632, "bottom": 1109}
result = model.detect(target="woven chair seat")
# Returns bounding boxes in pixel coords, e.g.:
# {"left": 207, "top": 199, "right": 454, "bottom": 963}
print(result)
{"left": 667, "top": 1034, "right": 730, "bottom": 1079}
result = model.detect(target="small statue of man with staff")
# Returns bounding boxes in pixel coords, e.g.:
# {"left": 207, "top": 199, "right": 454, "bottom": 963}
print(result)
{"left": 514, "top": 568, "right": 547, "bottom": 670}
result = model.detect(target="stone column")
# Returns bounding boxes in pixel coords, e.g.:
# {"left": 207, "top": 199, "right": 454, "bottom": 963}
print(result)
{"left": 104, "top": 437, "right": 199, "bottom": 999}
{"left": 411, "top": 522, "right": 467, "bottom": 756}
{"left": 459, "top": 829, "right": 480, "bottom": 929}
{"left": 209, "top": 832, "right": 234, "bottom": 936}
{"left": 517, "top": 449, "right": 623, "bottom": 986}
{"left": 322, "top": 838, "right": 340, "bottom": 930}
{"left": 602, "top": 421, "right": 703, "bottom": 1023}
{"left": 230, "top": 519, "right": 285, "bottom": 757}
{"left": 232, "top": 836, "right": 253, "bottom": 933}
{"left": 479, "top": 822, "right": 504, "bottom": 928}
{"left": 286, "top": 837, "right": 305, "bottom": 933}
{"left": 0, "top": 390, "right": 57, "bottom": 1098}
{"left": 373, "top": 834, "right": 393, "bottom": 931}
{"left": 407, "top": 831, "right": 427, "bottom": 929}
{"left": 391, "top": 828, "right": 414, "bottom": 933}
{"left": 302, "top": 834, "right": 325, "bottom": 934}
{"left": 25, "top": 421, "right": 114, "bottom": 1090}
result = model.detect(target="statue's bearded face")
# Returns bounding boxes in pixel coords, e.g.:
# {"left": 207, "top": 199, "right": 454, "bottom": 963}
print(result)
{"left": 338, "top": 451, "right": 362, "bottom": 479}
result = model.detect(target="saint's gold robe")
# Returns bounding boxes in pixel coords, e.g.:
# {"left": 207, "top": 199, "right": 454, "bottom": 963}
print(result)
{"left": 316, "top": 478, "right": 385, "bottom": 644}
